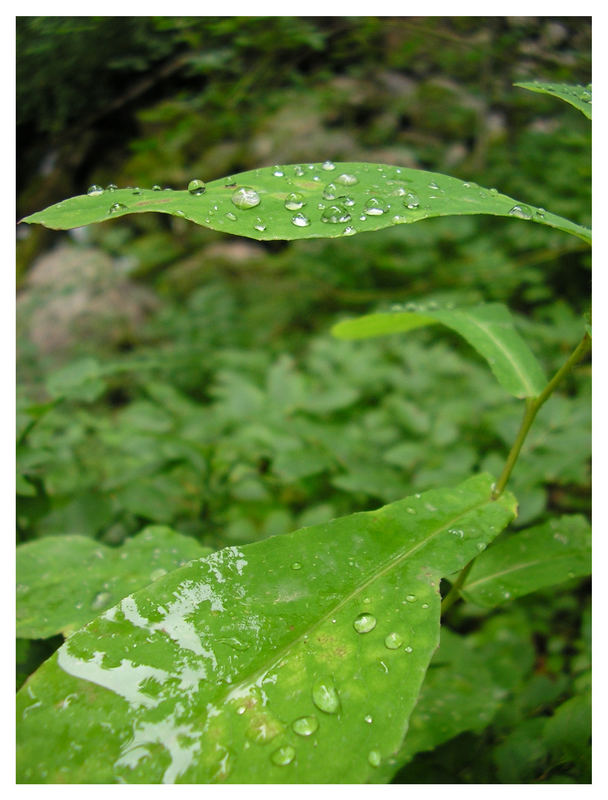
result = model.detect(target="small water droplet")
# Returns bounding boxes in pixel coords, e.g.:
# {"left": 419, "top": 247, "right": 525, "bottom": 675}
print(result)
{"left": 254, "top": 218, "right": 266, "bottom": 232}
{"left": 285, "top": 192, "right": 305, "bottom": 211}
{"left": 87, "top": 185, "right": 104, "bottom": 197}
{"left": 535, "top": 207, "right": 546, "bottom": 218}
{"left": 489, "top": 187, "right": 498, "bottom": 195}
{"left": 231, "top": 187, "right": 261, "bottom": 210}
{"left": 322, "top": 183, "right": 337, "bottom": 200}
{"left": 106, "top": 183, "right": 118, "bottom": 192}
{"left": 108, "top": 203, "right": 127, "bottom": 214}
{"left": 91, "top": 591, "right": 111, "bottom": 610}
{"left": 359, "top": 214, "right": 367, "bottom": 221}
{"left": 291, "top": 562, "right": 303, "bottom": 571}
{"left": 312, "top": 678, "right": 340, "bottom": 714}
{"left": 322, "top": 160, "right": 336, "bottom": 171}
{"left": 353, "top": 612, "right": 377, "bottom": 633}
{"left": 404, "top": 646, "right": 413, "bottom": 653}
{"left": 405, "top": 595, "right": 417, "bottom": 603}
{"left": 363, "top": 198, "right": 386, "bottom": 216}
{"left": 174, "top": 210, "right": 186, "bottom": 218}
{"left": 292, "top": 715, "right": 318, "bottom": 736}
{"left": 421, "top": 603, "right": 429, "bottom": 609}
{"left": 403, "top": 192, "right": 420, "bottom": 209}
{"left": 368, "top": 750, "right": 381, "bottom": 768}
{"left": 188, "top": 179, "right": 206, "bottom": 195}
{"left": 236, "top": 705, "right": 247, "bottom": 715}
{"left": 343, "top": 226, "right": 357, "bottom": 235}
{"left": 476, "top": 542, "right": 487, "bottom": 552}
{"left": 271, "top": 745, "right": 295, "bottom": 766}
{"left": 132, "top": 187, "right": 142, "bottom": 195}
{"left": 342, "top": 196, "right": 356, "bottom": 207}
{"left": 272, "top": 166, "right": 285, "bottom": 177}
{"left": 463, "top": 182, "right": 471, "bottom": 189}
{"left": 364, "top": 714, "right": 373, "bottom": 724}
{"left": 336, "top": 173, "right": 358, "bottom": 186}
{"left": 225, "top": 211, "right": 237, "bottom": 221}
{"left": 294, "top": 165, "right": 305, "bottom": 177}
{"left": 152, "top": 185, "right": 162, "bottom": 191}
{"left": 384, "top": 632, "right": 404, "bottom": 649}
{"left": 321, "top": 205, "right": 351, "bottom": 224}
{"left": 508, "top": 204, "right": 533, "bottom": 220}
{"left": 449, "top": 528, "right": 464, "bottom": 539}
{"left": 291, "top": 213, "right": 311, "bottom": 227}
{"left": 428, "top": 181, "right": 440, "bottom": 190}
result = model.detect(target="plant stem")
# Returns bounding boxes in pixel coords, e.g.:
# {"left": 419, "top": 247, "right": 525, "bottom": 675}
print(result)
{"left": 442, "top": 331, "right": 591, "bottom": 617}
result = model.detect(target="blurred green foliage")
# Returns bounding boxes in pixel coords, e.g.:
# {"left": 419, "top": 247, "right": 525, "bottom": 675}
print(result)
{"left": 16, "top": 16, "right": 590, "bottom": 783}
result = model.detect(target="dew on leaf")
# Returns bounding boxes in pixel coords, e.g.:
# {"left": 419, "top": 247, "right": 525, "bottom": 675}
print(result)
{"left": 231, "top": 187, "right": 261, "bottom": 210}
{"left": 368, "top": 750, "right": 381, "bottom": 768}
{"left": 336, "top": 173, "right": 358, "bottom": 186}
{"left": 272, "top": 166, "right": 285, "bottom": 177}
{"left": 364, "top": 714, "right": 373, "bottom": 724}
{"left": 404, "top": 192, "right": 420, "bottom": 209}
{"left": 312, "top": 678, "right": 340, "bottom": 714}
{"left": 132, "top": 187, "right": 142, "bottom": 195}
{"left": 152, "top": 185, "right": 162, "bottom": 191}
{"left": 292, "top": 715, "right": 319, "bottom": 736}
{"left": 322, "top": 183, "right": 337, "bottom": 200}
{"left": 188, "top": 179, "right": 206, "bottom": 195}
{"left": 291, "top": 213, "right": 311, "bottom": 228}
{"left": 363, "top": 198, "right": 386, "bottom": 216}
{"left": 404, "top": 646, "right": 413, "bottom": 653}
{"left": 225, "top": 212, "right": 237, "bottom": 221}
{"left": 106, "top": 184, "right": 118, "bottom": 191}
{"left": 428, "top": 180, "right": 440, "bottom": 190}
{"left": 109, "top": 203, "right": 127, "bottom": 214}
{"left": 353, "top": 612, "right": 377, "bottom": 633}
{"left": 254, "top": 218, "right": 266, "bottom": 232}
{"left": 294, "top": 165, "right": 305, "bottom": 177}
{"left": 271, "top": 745, "right": 295, "bottom": 766}
{"left": 405, "top": 595, "right": 417, "bottom": 603}
{"left": 291, "top": 562, "right": 303, "bottom": 571}
{"left": 508, "top": 204, "right": 533, "bottom": 220}
{"left": 384, "top": 632, "right": 404, "bottom": 649}
{"left": 87, "top": 185, "right": 104, "bottom": 197}
{"left": 284, "top": 192, "right": 305, "bottom": 211}
{"left": 322, "top": 160, "right": 336, "bottom": 171}
{"left": 343, "top": 226, "right": 357, "bottom": 235}
{"left": 321, "top": 205, "right": 351, "bottom": 224}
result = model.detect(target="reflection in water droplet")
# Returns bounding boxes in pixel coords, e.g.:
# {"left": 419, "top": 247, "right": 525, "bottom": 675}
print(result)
{"left": 322, "top": 160, "right": 336, "bottom": 171}
{"left": 188, "top": 179, "right": 206, "bottom": 195}
{"left": 292, "top": 715, "right": 319, "bottom": 736}
{"left": 106, "top": 184, "right": 118, "bottom": 191}
{"left": 336, "top": 173, "right": 358, "bottom": 186}
{"left": 294, "top": 165, "right": 305, "bottom": 177}
{"left": 321, "top": 205, "right": 351, "bottom": 224}
{"left": 87, "top": 185, "right": 104, "bottom": 197}
{"left": 353, "top": 613, "right": 377, "bottom": 633}
{"left": 109, "top": 203, "right": 127, "bottom": 214}
{"left": 322, "top": 183, "right": 337, "bottom": 200}
{"left": 428, "top": 181, "right": 440, "bottom": 190}
{"left": 285, "top": 192, "right": 305, "bottom": 211}
{"left": 363, "top": 198, "right": 386, "bottom": 216}
{"left": 384, "top": 632, "right": 404, "bottom": 649}
{"left": 225, "top": 212, "right": 237, "bottom": 221}
{"left": 272, "top": 166, "right": 285, "bottom": 177}
{"left": 364, "top": 714, "right": 373, "bottom": 724}
{"left": 404, "top": 646, "right": 413, "bottom": 653}
{"left": 91, "top": 591, "right": 111, "bottom": 610}
{"left": 312, "top": 678, "right": 340, "bottom": 714}
{"left": 508, "top": 204, "right": 533, "bottom": 220}
{"left": 291, "top": 562, "right": 303, "bottom": 570}
{"left": 343, "top": 226, "right": 357, "bottom": 235}
{"left": 421, "top": 603, "right": 429, "bottom": 609}
{"left": 405, "top": 595, "right": 417, "bottom": 603}
{"left": 271, "top": 745, "right": 295, "bottom": 766}
{"left": 291, "top": 213, "right": 311, "bottom": 227}
{"left": 232, "top": 187, "right": 261, "bottom": 210}
{"left": 254, "top": 218, "right": 266, "bottom": 232}
{"left": 404, "top": 192, "right": 420, "bottom": 209}
{"left": 368, "top": 749, "right": 381, "bottom": 767}
{"left": 535, "top": 207, "right": 546, "bottom": 218}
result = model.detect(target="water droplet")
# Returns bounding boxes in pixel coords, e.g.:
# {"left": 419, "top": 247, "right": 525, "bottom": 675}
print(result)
{"left": 489, "top": 187, "right": 498, "bottom": 195}
{"left": 359, "top": 215, "right": 367, "bottom": 221}
{"left": 404, "top": 646, "right": 413, "bottom": 653}
{"left": 294, "top": 165, "right": 305, "bottom": 177}
{"left": 321, "top": 205, "right": 351, "bottom": 224}
{"left": 91, "top": 591, "right": 111, "bottom": 610}
{"left": 403, "top": 192, "right": 420, "bottom": 209}
{"left": 232, "top": 187, "right": 261, "bottom": 210}
{"left": 476, "top": 542, "right": 487, "bottom": 552}
{"left": 535, "top": 207, "right": 546, "bottom": 218}
{"left": 254, "top": 218, "right": 266, "bottom": 232}
{"left": 152, "top": 185, "right": 162, "bottom": 191}
{"left": 292, "top": 715, "right": 318, "bottom": 736}
{"left": 174, "top": 210, "right": 186, "bottom": 218}
{"left": 312, "top": 678, "right": 340, "bottom": 714}
{"left": 463, "top": 182, "right": 471, "bottom": 189}
{"left": 405, "top": 595, "right": 417, "bottom": 603}
{"left": 421, "top": 603, "right": 429, "bottom": 609}
{"left": 291, "top": 562, "right": 302, "bottom": 571}
{"left": 272, "top": 166, "right": 285, "bottom": 177}
{"left": 364, "top": 714, "right": 373, "bottom": 724}
{"left": 106, "top": 183, "right": 118, "bottom": 191}
{"left": 449, "top": 528, "right": 464, "bottom": 539}
{"left": 87, "top": 185, "right": 104, "bottom": 197}
{"left": 508, "top": 204, "right": 533, "bottom": 220}
{"left": 392, "top": 215, "right": 408, "bottom": 224}
{"left": 368, "top": 750, "right": 381, "bottom": 768}
{"left": 322, "top": 160, "right": 336, "bottom": 171}
{"left": 342, "top": 196, "right": 356, "bottom": 207}
{"left": 271, "top": 745, "right": 295, "bottom": 766}
{"left": 322, "top": 183, "right": 337, "bottom": 200}
{"left": 428, "top": 181, "right": 440, "bottom": 190}
{"left": 108, "top": 203, "right": 127, "bottom": 214}
{"left": 285, "top": 192, "right": 305, "bottom": 211}
{"left": 353, "top": 613, "right": 377, "bottom": 633}
{"left": 336, "top": 173, "right": 358, "bottom": 186}
{"left": 343, "top": 226, "right": 357, "bottom": 235}
{"left": 363, "top": 198, "right": 386, "bottom": 216}
{"left": 291, "top": 213, "right": 311, "bottom": 227}
{"left": 384, "top": 632, "right": 404, "bottom": 649}
{"left": 225, "top": 212, "right": 237, "bottom": 221}
{"left": 132, "top": 187, "right": 142, "bottom": 195}
{"left": 188, "top": 179, "right": 206, "bottom": 195}
{"left": 236, "top": 705, "right": 247, "bottom": 715}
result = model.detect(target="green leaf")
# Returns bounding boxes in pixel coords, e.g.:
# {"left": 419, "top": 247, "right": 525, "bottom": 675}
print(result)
{"left": 332, "top": 303, "right": 547, "bottom": 398}
{"left": 17, "top": 474, "right": 516, "bottom": 784}
{"left": 461, "top": 515, "right": 590, "bottom": 608}
{"left": 45, "top": 357, "right": 106, "bottom": 401}
{"left": 17, "top": 527, "right": 212, "bottom": 638}
{"left": 515, "top": 81, "right": 592, "bottom": 120}
{"left": 21, "top": 163, "right": 591, "bottom": 244}
{"left": 543, "top": 692, "right": 591, "bottom": 768}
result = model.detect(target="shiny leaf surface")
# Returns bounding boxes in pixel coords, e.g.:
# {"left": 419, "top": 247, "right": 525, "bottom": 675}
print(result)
{"left": 17, "top": 474, "right": 516, "bottom": 783}
{"left": 515, "top": 81, "right": 592, "bottom": 119}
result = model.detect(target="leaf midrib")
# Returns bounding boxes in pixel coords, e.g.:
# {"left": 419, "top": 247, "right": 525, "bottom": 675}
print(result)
{"left": 464, "top": 550, "right": 589, "bottom": 592}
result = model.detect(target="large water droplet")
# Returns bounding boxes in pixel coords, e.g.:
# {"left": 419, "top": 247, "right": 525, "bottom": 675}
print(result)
{"left": 368, "top": 750, "right": 381, "bottom": 767}
{"left": 271, "top": 745, "right": 295, "bottom": 766}
{"left": 321, "top": 205, "right": 351, "bottom": 224}
{"left": 91, "top": 591, "right": 111, "bottom": 610}
{"left": 87, "top": 185, "right": 104, "bottom": 197}
{"left": 384, "top": 632, "right": 404, "bottom": 650}
{"left": 322, "top": 160, "right": 336, "bottom": 171}
{"left": 363, "top": 198, "right": 386, "bottom": 216}
{"left": 109, "top": 203, "right": 127, "bottom": 214}
{"left": 284, "top": 192, "right": 305, "bottom": 211}
{"left": 312, "top": 678, "right": 340, "bottom": 714}
{"left": 291, "top": 213, "right": 311, "bottom": 227}
{"left": 353, "top": 612, "right": 377, "bottom": 633}
{"left": 292, "top": 715, "right": 319, "bottom": 736}
{"left": 232, "top": 187, "right": 261, "bottom": 210}
{"left": 188, "top": 179, "right": 206, "bottom": 195}
{"left": 508, "top": 204, "right": 533, "bottom": 220}
{"left": 336, "top": 173, "right": 358, "bottom": 186}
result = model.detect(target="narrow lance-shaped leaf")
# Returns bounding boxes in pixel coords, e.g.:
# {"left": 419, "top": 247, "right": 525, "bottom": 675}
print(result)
{"left": 332, "top": 303, "right": 547, "bottom": 399}
{"left": 21, "top": 163, "right": 591, "bottom": 244}
{"left": 461, "top": 514, "right": 591, "bottom": 608}
{"left": 17, "top": 527, "right": 213, "bottom": 639}
{"left": 17, "top": 474, "right": 516, "bottom": 784}
{"left": 515, "top": 81, "right": 592, "bottom": 120}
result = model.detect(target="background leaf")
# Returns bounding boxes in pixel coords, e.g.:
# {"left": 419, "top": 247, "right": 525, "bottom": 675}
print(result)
{"left": 515, "top": 81, "right": 592, "bottom": 119}
{"left": 332, "top": 303, "right": 547, "bottom": 398}
{"left": 21, "top": 163, "right": 591, "bottom": 243}
{"left": 17, "top": 526, "right": 212, "bottom": 638}
{"left": 461, "top": 515, "right": 590, "bottom": 608}
{"left": 17, "top": 475, "right": 516, "bottom": 784}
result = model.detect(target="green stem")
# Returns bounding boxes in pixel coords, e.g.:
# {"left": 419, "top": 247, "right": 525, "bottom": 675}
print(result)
{"left": 442, "top": 331, "right": 591, "bottom": 616}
